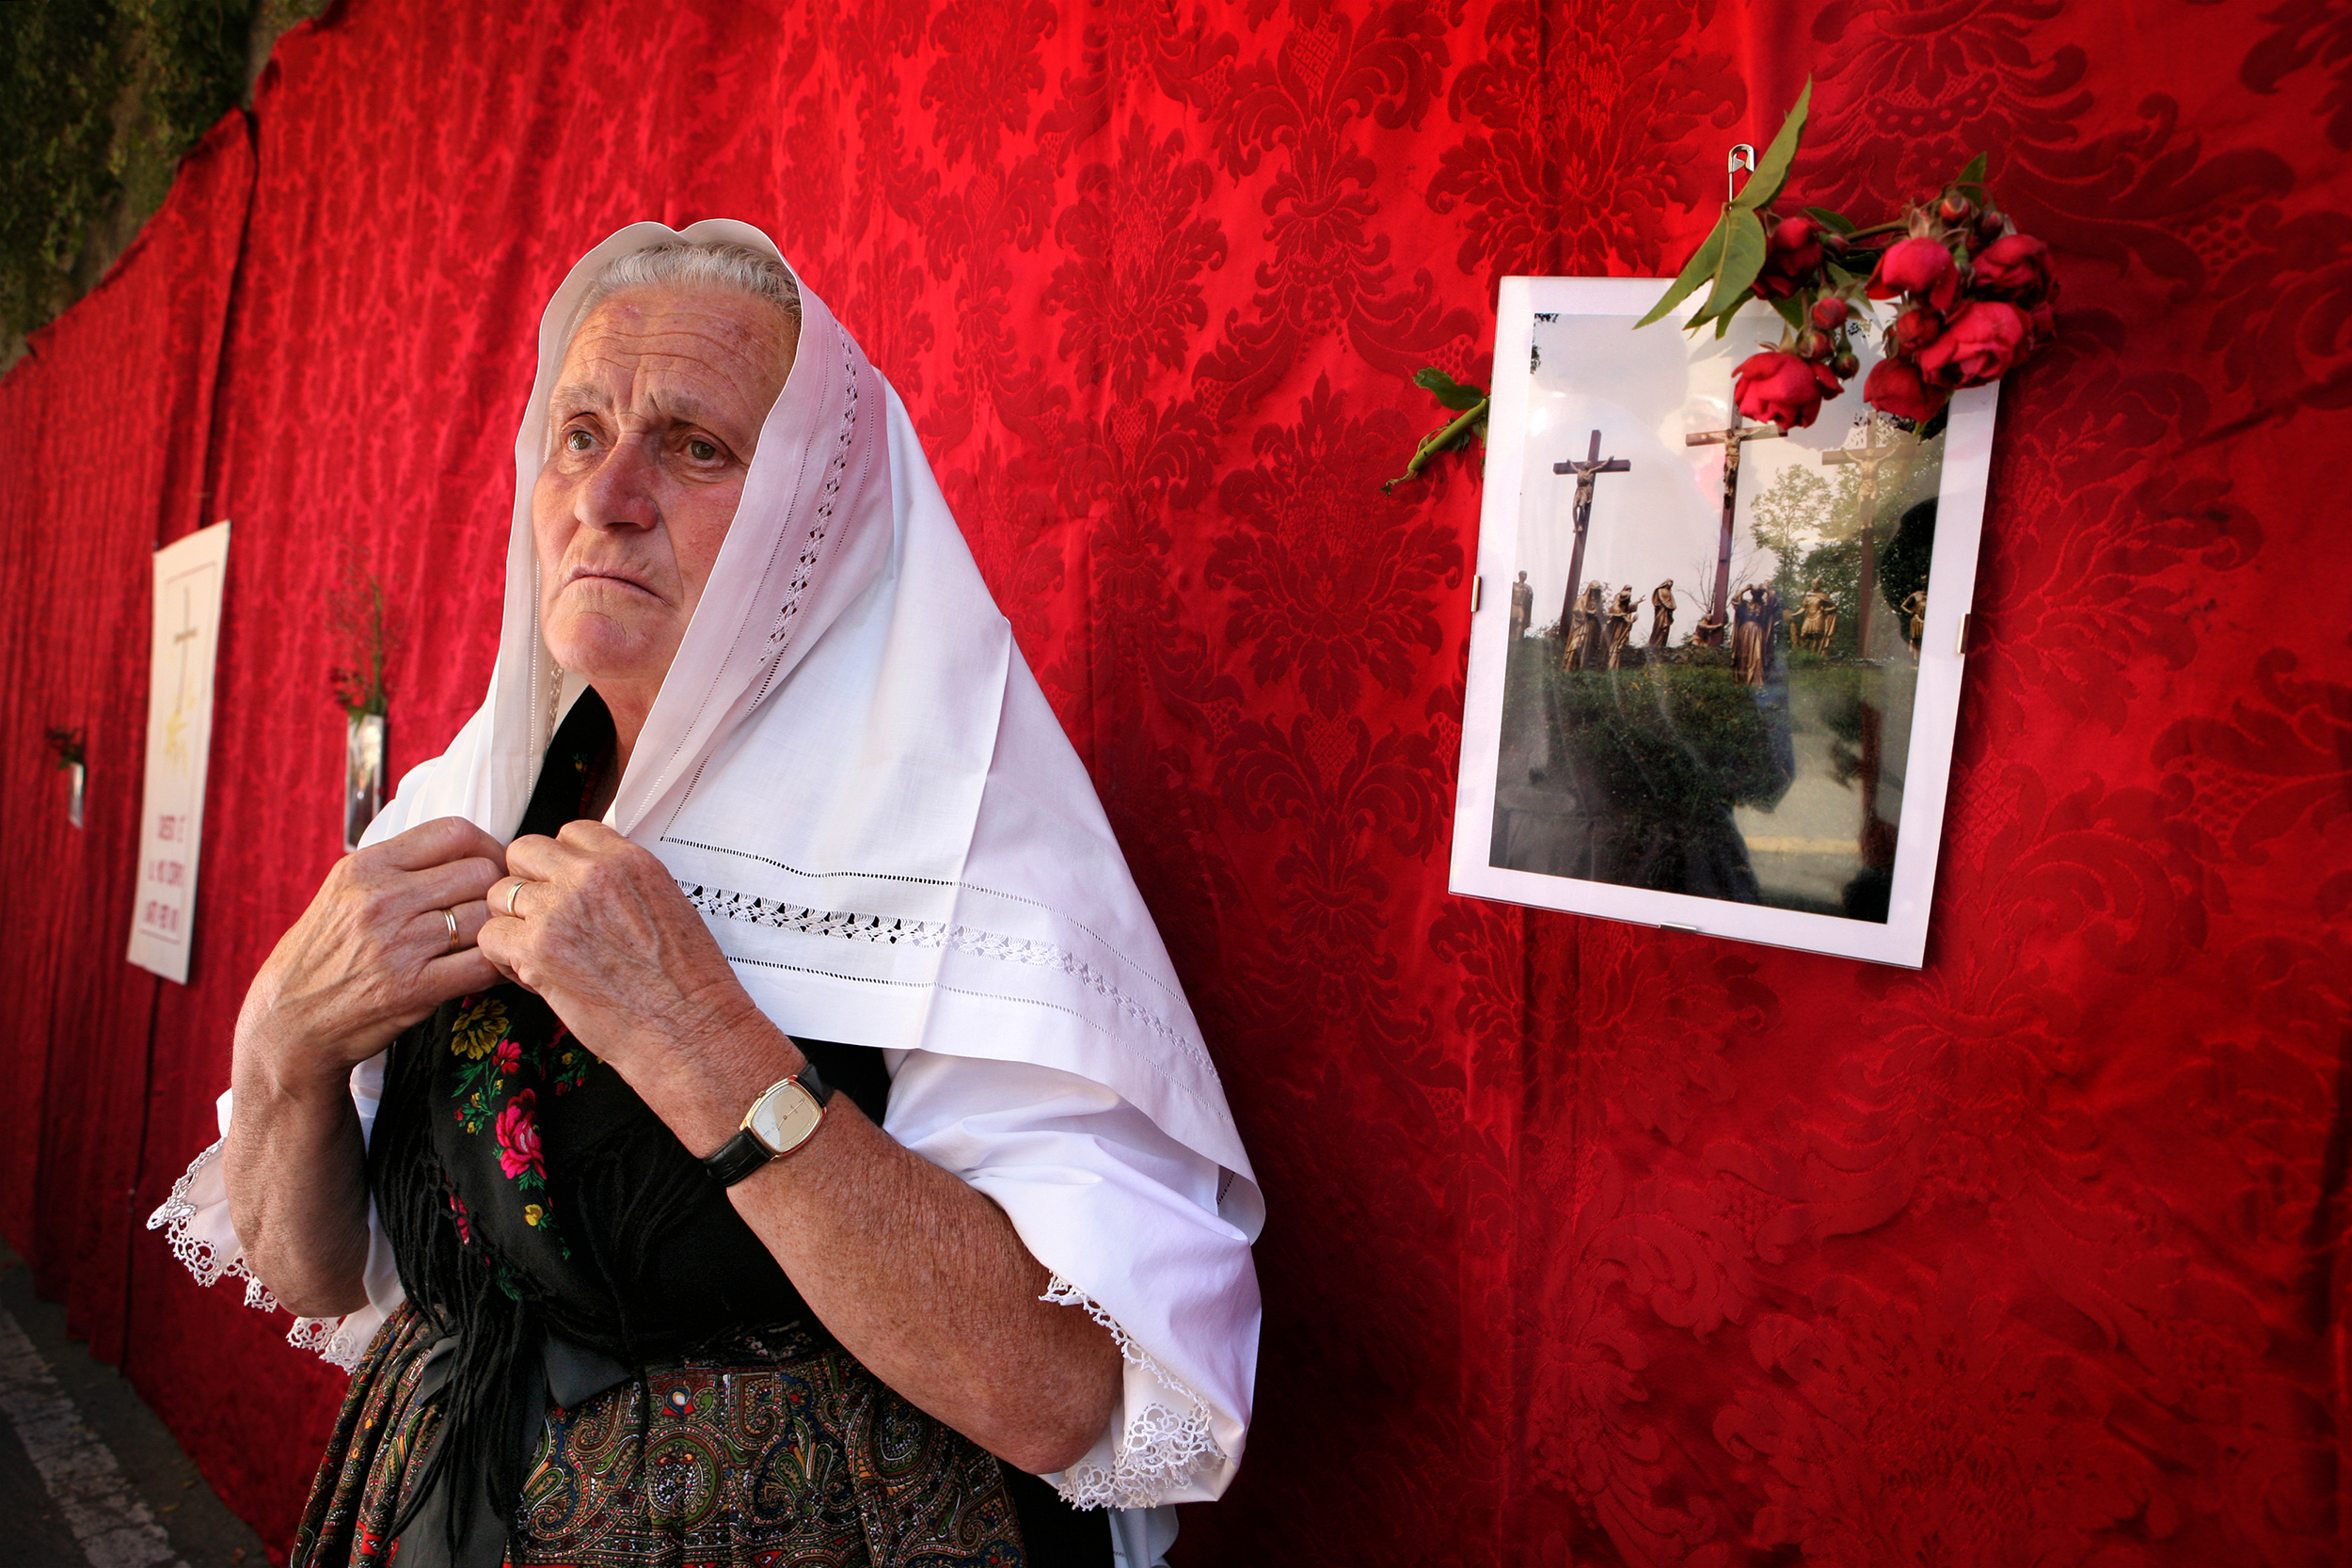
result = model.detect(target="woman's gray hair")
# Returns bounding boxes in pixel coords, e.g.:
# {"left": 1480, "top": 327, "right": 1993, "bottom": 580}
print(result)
{"left": 571, "top": 240, "right": 802, "bottom": 336}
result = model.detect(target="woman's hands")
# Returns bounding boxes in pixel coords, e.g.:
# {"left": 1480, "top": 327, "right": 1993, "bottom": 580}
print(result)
{"left": 225, "top": 815, "right": 507, "bottom": 1316}
{"left": 483, "top": 821, "right": 1118, "bottom": 1473}
{"left": 234, "top": 816, "right": 509, "bottom": 1097}
{"left": 481, "top": 821, "right": 787, "bottom": 1152}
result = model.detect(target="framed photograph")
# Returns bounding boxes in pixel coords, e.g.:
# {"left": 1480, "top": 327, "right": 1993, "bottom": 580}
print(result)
{"left": 1448, "top": 277, "right": 1996, "bottom": 967}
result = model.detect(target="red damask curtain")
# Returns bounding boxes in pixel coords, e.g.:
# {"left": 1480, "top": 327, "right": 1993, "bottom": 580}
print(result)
{"left": 2, "top": 1, "right": 2345, "bottom": 1563}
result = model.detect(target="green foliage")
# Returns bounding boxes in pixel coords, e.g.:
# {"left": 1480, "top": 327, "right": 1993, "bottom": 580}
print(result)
{"left": 1635, "top": 79, "right": 1813, "bottom": 336}
{"left": 1414, "top": 366, "right": 1486, "bottom": 413}
{"left": 2, "top": 3, "right": 124, "bottom": 335}
{"left": 1383, "top": 367, "right": 1490, "bottom": 493}
{"left": 1, "top": 0, "right": 272, "bottom": 340}
{"left": 1876, "top": 498, "right": 1935, "bottom": 614}
{"left": 1545, "top": 652, "right": 1789, "bottom": 818}
{"left": 1748, "top": 464, "right": 1831, "bottom": 561}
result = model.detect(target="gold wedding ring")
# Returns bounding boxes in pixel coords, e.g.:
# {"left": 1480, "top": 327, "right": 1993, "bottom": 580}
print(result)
{"left": 442, "top": 907, "right": 461, "bottom": 953}
{"left": 503, "top": 879, "right": 526, "bottom": 918}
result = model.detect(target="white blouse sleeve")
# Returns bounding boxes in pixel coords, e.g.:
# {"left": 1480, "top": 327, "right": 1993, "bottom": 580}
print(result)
{"left": 880, "top": 1047, "right": 1261, "bottom": 1524}
{"left": 144, "top": 1056, "right": 407, "bottom": 1371}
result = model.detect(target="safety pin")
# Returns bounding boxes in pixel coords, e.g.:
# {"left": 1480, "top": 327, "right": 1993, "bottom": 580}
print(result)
{"left": 1727, "top": 144, "right": 1756, "bottom": 203}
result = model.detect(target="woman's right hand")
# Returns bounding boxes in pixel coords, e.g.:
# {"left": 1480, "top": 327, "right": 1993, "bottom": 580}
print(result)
{"left": 234, "top": 816, "right": 509, "bottom": 1100}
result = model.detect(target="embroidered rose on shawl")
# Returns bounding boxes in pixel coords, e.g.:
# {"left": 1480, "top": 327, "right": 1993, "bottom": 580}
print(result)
{"left": 496, "top": 1091, "right": 544, "bottom": 1180}
{"left": 544, "top": 1022, "right": 596, "bottom": 1096}
{"left": 450, "top": 995, "right": 510, "bottom": 1060}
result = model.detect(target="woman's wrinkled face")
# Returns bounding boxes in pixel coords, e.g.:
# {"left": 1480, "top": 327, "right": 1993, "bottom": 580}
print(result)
{"left": 531, "top": 285, "right": 797, "bottom": 701}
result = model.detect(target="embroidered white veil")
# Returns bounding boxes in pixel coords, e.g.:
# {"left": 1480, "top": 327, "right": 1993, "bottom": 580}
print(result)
{"left": 152, "top": 222, "right": 1262, "bottom": 1532}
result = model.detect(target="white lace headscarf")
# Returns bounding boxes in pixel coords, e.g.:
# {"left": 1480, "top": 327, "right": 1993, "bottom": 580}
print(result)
{"left": 153, "top": 222, "right": 1262, "bottom": 1533}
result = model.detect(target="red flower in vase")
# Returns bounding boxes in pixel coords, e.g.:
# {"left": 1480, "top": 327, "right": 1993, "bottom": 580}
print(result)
{"left": 1864, "top": 358, "right": 1950, "bottom": 422}
{"left": 1915, "top": 300, "right": 2032, "bottom": 388}
{"left": 1869, "top": 236, "right": 1961, "bottom": 312}
{"left": 495, "top": 1091, "right": 544, "bottom": 1181}
{"left": 1735, "top": 349, "right": 1842, "bottom": 431}
{"left": 1752, "top": 215, "right": 1824, "bottom": 300}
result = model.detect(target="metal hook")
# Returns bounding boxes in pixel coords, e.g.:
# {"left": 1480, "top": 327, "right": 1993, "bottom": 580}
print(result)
{"left": 1727, "top": 143, "right": 1756, "bottom": 203}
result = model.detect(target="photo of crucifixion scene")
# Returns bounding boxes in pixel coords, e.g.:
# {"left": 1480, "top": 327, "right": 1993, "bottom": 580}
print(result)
{"left": 1452, "top": 277, "right": 1993, "bottom": 967}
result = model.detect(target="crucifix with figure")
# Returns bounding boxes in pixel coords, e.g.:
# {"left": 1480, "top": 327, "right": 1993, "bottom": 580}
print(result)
{"left": 1820, "top": 428, "right": 1926, "bottom": 657}
{"left": 1552, "top": 430, "right": 1630, "bottom": 663}
{"left": 1685, "top": 409, "right": 1784, "bottom": 646}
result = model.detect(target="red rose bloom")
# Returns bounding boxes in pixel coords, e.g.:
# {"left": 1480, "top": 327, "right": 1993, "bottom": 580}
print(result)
{"left": 1915, "top": 299, "right": 2032, "bottom": 388}
{"left": 1752, "top": 215, "right": 1824, "bottom": 300}
{"left": 1810, "top": 295, "right": 1851, "bottom": 331}
{"left": 1891, "top": 307, "right": 1944, "bottom": 356}
{"left": 496, "top": 1091, "right": 544, "bottom": 1180}
{"left": 1869, "top": 235, "right": 1961, "bottom": 311}
{"left": 1971, "top": 234, "right": 2057, "bottom": 306}
{"left": 1864, "top": 357, "right": 1950, "bottom": 422}
{"left": 1735, "top": 349, "right": 1841, "bottom": 431}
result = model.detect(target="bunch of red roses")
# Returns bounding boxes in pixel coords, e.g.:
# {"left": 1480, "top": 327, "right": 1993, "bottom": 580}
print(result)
{"left": 1640, "top": 85, "right": 2058, "bottom": 434}
{"left": 1732, "top": 177, "right": 2058, "bottom": 432}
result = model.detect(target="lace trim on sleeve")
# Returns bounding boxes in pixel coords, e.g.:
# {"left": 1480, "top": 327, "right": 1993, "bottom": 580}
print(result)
{"left": 144, "top": 1139, "right": 367, "bottom": 1370}
{"left": 1040, "top": 1275, "right": 1225, "bottom": 1510}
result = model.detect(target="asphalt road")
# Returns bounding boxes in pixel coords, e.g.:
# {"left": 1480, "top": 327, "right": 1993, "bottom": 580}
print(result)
{"left": 0, "top": 1238, "right": 267, "bottom": 1568}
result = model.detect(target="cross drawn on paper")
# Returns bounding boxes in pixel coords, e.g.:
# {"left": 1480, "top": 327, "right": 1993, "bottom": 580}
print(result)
{"left": 1551, "top": 430, "right": 1632, "bottom": 641}
{"left": 1821, "top": 429, "right": 1928, "bottom": 657}
{"left": 164, "top": 583, "right": 199, "bottom": 768}
{"left": 1685, "top": 408, "right": 1784, "bottom": 644}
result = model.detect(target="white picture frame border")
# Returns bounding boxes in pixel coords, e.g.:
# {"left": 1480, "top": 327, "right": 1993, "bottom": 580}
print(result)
{"left": 1447, "top": 277, "right": 1996, "bottom": 969}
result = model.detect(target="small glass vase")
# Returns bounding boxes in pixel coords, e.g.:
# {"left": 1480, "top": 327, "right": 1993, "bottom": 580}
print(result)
{"left": 344, "top": 711, "right": 386, "bottom": 852}
{"left": 66, "top": 760, "right": 84, "bottom": 829}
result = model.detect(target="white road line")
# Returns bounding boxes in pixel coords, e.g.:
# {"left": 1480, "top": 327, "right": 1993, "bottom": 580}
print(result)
{"left": 0, "top": 1301, "right": 186, "bottom": 1568}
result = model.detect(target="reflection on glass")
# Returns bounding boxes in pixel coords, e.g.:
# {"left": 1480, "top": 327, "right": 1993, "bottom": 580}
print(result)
{"left": 345, "top": 711, "right": 386, "bottom": 853}
{"left": 1487, "top": 311, "right": 1944, "bottom": 924}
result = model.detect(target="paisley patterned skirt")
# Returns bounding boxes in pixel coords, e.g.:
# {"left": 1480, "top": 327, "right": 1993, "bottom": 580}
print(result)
{"left": 293, "top": 1304, "right": 1026, "bottom": 1567}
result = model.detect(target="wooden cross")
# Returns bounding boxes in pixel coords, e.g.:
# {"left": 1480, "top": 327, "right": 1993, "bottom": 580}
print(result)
{"left": 1551, "top": 430, "right": 1631, "bottom": 644}
{"left": 1685, "top": 409, "right": 1784, "bottom": 645}
{"left": 1821, "top": 430, "right": 1926, "bottom": 657}
{"left": 169, "top": 586, "right": 199, "bottom": 713}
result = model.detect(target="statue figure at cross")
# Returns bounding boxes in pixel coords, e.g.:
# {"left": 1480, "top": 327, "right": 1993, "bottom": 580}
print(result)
{"left": 1604, "top": 587, "right": 1638, "bottom": 669}
{"left": 1820, "top": 425, "right": 1928, "bottom": 658}
{"left": 1552, "top": 430, "right": 1631, "bottom": 656}
{"left": 1686, "top": 408, "right": 1784, "bottom": 645}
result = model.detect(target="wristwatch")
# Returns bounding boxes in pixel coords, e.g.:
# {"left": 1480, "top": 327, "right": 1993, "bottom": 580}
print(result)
{"left": 701, "top": 1060, "right": 834, "bottom": 1186}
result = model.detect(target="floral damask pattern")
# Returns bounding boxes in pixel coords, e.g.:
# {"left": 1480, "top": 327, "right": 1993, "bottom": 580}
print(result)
{"left": 0, "top": 0, "right": 2336, "bottom": 1562}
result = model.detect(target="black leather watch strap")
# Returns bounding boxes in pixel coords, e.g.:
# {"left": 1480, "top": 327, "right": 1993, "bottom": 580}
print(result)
{"left": 702, "top": 1060, "right": 834, "bottom": 1187}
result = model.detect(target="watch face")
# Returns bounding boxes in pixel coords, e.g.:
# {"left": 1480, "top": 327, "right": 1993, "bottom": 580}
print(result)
{"left": 749, "top": 1079, "right": 824, "bottom": 1155}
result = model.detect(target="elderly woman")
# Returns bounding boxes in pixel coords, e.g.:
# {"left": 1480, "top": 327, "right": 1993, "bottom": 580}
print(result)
{"left": 151, "top": 224, "right": 1262, "bottom": 1568}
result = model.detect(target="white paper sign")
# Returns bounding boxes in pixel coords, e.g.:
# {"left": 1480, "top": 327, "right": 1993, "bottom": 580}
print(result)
{"left": 128, "top": 522, "right": 230, "bottom": 983}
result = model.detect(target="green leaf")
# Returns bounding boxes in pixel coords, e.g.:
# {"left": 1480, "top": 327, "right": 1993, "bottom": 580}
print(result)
{"left": 1414, "top": 366, "right": 1488, "bottom": 411}
{"left": 1731, "top": 77, "right": 1813, "bottom": 213}
{"left": 1692, "top": 207, "right": 1767, "bottom": 330}
{"left": 1637, "top": 211, "right": 1731, "bottom": 327}
{"left": 1955, "top": 151, "right": 1988, "bottom": 189}
{"left": 1770, "top": 295, "right": 1805, "bottom": 332}
{"left": 1381, "top": 398, "right": 1490, "bottom": 494}
{"left": 1804, "top": 206, "right": 1855, "bottom": 235}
